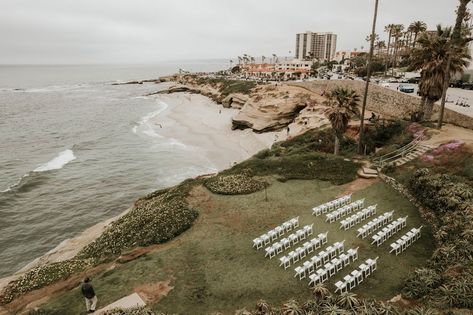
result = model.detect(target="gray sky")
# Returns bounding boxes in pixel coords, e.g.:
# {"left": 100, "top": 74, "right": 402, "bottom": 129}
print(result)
{"left": 0, "top": 0, "right": 463, "bottom": 64}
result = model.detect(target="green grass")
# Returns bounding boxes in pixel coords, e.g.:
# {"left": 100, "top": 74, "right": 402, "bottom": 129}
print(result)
{"left": 42, "top": 179, "right": 434, "bottom": 315}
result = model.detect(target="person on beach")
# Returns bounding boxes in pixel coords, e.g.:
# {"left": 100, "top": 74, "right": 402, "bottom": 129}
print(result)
{"left": 81, "top": 277, "right": 97, "bottom": 313}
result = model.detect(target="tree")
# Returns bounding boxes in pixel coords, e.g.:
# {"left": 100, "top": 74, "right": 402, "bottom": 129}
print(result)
{"left": 438, "top": 0, "right": 472, "bottom": 129}
{"left": 410, "top": 25, "right": 470, "bottom": 120}
{"left": 358, "top": 0, "right": 379, "bottom": 155}
{"left": 384, "top": 24, "right": 396, "bottom": 76}
{"left": 262, "top": 56, "right": 266, "bottom": 64}
{"left": 254, "top": 299, "right": 271, "bottom": 315}
{"left": 391, "top": 24, "right": 405, "bottom": 76}
{"left": 409, "top": 21, "right": 428, "bottom": 48}
{"left": 324, "top": 87, "right": 360, "bottom": 155}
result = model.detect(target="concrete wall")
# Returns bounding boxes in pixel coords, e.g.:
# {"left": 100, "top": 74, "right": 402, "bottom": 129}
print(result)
{"left": 291, "top": 80, "right": 473, "bottom": 130}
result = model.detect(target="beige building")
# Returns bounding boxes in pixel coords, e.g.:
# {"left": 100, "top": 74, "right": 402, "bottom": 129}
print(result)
{"left": 295, "top": 31, "right": 337, "bottom": 61}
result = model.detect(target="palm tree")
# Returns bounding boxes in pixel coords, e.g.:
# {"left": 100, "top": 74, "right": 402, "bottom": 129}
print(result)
{"left": 262, "top": 56, "right": 266, "bottom": 64}
{"left": 324, "top": 87, "right": 360, "bottom": 155}
{"left": 272, "top": 53, "right": 278, "bottom": 64}
{"left": 280, "top": 299, "right": 303, "bottom": 315}
{"left": 358, "top": 0, "right": 379, "bottom": 155}
{"left": 409, "top": 21, "right": 428, "bottom": 48}
{"left": 438, "top": 0, "right": 472, "bottom": 129}
{"left": 376, "top": 40, "right": 386, "bottom": 57}
{"left": 391, "top": 24, "right": 405, "bottom": 76}
{"left": 410, "top": 25, "right": 470, "bottom": 120}
{"left": 384, "top": 24, "right": 396, "bottom": 76}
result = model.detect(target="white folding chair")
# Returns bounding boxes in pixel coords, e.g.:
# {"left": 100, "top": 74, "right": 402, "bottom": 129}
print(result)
{"left": 309, "top": 273, "right": 321, "bottom": 286}
{"left": 335, "top": 280, "right": 347, "bottom": 293}
{"left": 352, "top": 270, "right": 363, "bottom": 284}
{"left": 347, "top": 247, "right": 359, "bottom": 262}
{"left": 279, "top": 256, "right": 290, "bottom": 269}
{"left": 294, "top": 266, "right": 306, "bottom": 280}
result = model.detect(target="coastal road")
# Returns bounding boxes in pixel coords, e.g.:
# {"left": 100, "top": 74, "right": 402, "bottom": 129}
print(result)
{"left": 380, "top": 83, "right": 473, "bottom": 118}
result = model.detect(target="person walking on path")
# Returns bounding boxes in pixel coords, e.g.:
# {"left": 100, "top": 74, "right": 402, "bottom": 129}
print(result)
{"left": 81, "top": 277, "right": 97, "bottom": 313}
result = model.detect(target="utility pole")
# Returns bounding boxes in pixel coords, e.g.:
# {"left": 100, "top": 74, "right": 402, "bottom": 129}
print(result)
{"left": 358, "top": 0, "right": 380, "bottom": 154}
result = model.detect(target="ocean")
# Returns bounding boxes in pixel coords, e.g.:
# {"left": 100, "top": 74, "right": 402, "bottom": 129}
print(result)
{"left": 0, "top": 62, "right": 231, "bottom": 277}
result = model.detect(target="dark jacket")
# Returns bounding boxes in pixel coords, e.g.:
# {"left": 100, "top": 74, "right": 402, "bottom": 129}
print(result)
{"left": 81, "top": 283, "right": 95, "bottom": 299}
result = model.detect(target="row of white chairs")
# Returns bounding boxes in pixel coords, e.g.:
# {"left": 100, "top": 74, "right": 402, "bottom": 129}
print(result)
{"left": 326, "top": 199, "right": 365, "bottom": 223}
{"left": 307, "top": 247, "right": 359, "bottom": 285}
{"left": 371, "top": 216, "right": 407, "bottom": 247}
{"left": 292, "top": 240, "right": 347, "bottom": 275}
{"left": 335, "top": 257, "right": 379, "bottom": 293}
{"left": 312, "top": 194, "right": 352, "bottom": 216}
{"left": 340, "top": 205, "right": 377, "bottom": 230}
{"left": 279, "top": 232, "right": 328, "bottom": 268}
{"left": 357, "top": 211, "right": 394, "bottom": 239}
{"left": 253, "top": 216, "right": 299, "bottom": 249}
{"left": 389, "top": 226, "right": 422, "bottom": 255}
{"left": 264, "top": 224, "right": 313, "bottom": 258}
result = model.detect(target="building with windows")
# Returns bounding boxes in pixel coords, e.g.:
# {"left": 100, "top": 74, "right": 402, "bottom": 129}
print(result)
{"left": 295, "top": 31, "right": 337, "bottom": 61}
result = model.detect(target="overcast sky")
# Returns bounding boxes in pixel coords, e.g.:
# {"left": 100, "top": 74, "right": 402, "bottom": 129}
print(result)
{"left": 0, "top": 0, "right": 464, "bottom": 64}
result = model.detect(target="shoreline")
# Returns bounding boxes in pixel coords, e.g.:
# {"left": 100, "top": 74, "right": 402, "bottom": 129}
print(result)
{"left": 0, "top": 87, "right": 281, "bottom": 291}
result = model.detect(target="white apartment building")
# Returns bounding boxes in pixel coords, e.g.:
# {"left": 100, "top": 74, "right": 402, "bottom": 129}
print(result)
{"left": 295, "top": 31, "right": 337, "bottom": 61}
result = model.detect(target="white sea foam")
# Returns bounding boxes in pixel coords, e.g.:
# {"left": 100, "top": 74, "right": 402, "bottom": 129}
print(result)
{"left": 33, "top": 150, "right": 76, "bottom": 172}
{"left": 132, "top": 100, "right": 168, "bottom": 138}
{"left": 0, "top": 174, "right": 29, "bottom": 193}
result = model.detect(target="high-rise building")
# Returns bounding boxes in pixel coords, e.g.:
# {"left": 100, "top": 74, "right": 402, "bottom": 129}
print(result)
{"left": 295, "top": 31, "right": 337, "bottom": 61}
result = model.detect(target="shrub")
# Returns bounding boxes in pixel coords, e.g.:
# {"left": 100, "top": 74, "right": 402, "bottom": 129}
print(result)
{"left": 77, "top": 184, "right": 199, "bottom": 262}
{"left": 227, "top": 152, "right": 358, "bottom": 185}
{"left": 1, "top": 260, "right": 89, "bottom": 304}
{"left": 204, "top": 174, "right": 268, "bottom": 195}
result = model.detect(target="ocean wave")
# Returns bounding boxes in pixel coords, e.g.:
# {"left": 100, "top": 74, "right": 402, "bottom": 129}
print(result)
{"left": 33, "top": 149, "right": 76, "bottom": 172}
{"left": 132, "top": 100, "right": 168, "bottom": 137}
{"left": 1, "top": 150, "right": 76, "bottom": 193}
{"left": 0, "top": 174, "right": 29, "bottom": 193}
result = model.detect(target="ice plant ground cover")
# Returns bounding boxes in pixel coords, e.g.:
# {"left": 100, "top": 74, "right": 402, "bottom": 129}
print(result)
{"left": 204, "top": 174, "right": 268, "bottom": 195}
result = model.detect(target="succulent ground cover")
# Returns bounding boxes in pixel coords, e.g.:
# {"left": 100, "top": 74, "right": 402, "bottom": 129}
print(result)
{"left": 77, "top": 184, "right": 199, "bottom": 262}
{"left": 204, "top": 174, "right": 268, "bottom": 195}
{"left": 1, "top": 260, "right": 89, "bottom": 304}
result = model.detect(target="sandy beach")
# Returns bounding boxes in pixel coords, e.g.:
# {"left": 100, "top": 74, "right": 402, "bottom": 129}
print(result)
{"left": 0, "top": 90, "right": 283, "bottom": 291}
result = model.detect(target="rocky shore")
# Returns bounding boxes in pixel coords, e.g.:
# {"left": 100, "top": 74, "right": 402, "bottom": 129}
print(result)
{"left": 151, "top": 75, "right": 333, "bottom": 135}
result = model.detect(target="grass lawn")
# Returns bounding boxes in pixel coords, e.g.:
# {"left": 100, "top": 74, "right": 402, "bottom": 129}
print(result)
{"left": 42, "top": 178, "right": 434, "bottom": 315}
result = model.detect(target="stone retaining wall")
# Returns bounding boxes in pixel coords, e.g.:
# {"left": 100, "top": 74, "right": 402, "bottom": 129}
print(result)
{"left": 291, "top": 80, "right": 473, "bottom": 130}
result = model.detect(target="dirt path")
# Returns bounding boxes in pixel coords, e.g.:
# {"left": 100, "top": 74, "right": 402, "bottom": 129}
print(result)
{"left": 425, "top": 124, "right": 473, "bottom": 146}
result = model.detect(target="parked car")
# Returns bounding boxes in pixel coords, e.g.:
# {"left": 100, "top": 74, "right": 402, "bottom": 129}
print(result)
{"left": 407, "top": 77, "right": 421, "bottom": 84}
{"left": 461, "top": 82, "right": 473, "bottom": 90}
{"left": 398, "top": 84, "right": 415, "bottom": 93}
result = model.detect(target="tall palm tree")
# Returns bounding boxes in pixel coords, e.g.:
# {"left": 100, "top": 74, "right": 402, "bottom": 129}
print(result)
{"left": 384, "top": 24, "right": 396, "bottom": 76}
{"left": 376, "top": 40, "right": 386, "bottom": 57}
{"left": 438, "top": 0, "right": 472, "bottom": 129}
{"left": 410, "top": 25, "right": 470, "bottom": 120}
{"left": 391, "top": 24, "right": 405, "bottom": 76}
{"left": 262, "top": 56, "right": 266, "bottom": 64}
{"left": 409, "top": 21, "right": 428, "bottom": 48}
{"left": 324, "top": 87, "right": 360, "bottom": 155}
{"left": 358, "top": 0, "right": 379, "bottom": 155}
{"left": 272, "top": 53, "right": 278, "bottom": 64}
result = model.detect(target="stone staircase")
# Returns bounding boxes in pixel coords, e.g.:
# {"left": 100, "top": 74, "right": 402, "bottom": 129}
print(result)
{"left": 372, "top": 136, "right": 434, "bottom": 169}
{"left": 390, "top": 144, "right": 433, "bottom": 166}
